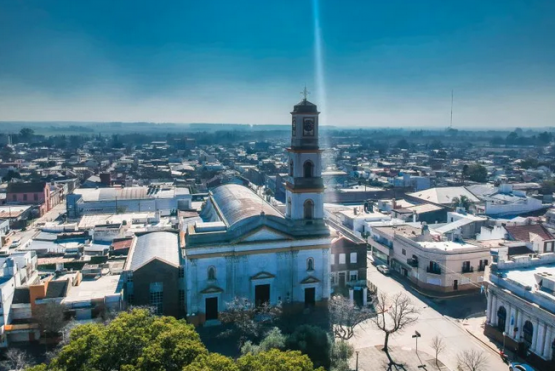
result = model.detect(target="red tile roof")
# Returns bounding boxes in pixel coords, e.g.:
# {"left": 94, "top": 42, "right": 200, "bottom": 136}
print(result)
{"left": 111, "top": 238, "right": 134, "bottom": 251}
{"left": 505, "top": 224, "right": 554, "bottom": 242}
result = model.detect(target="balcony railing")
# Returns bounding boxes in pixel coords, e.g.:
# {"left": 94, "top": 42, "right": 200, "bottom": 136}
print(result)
{"left": 426, "top": 267, "right": 441, "bottom": 275}
{"left": 462, "top": 266, "right": 474, "bottom": 274}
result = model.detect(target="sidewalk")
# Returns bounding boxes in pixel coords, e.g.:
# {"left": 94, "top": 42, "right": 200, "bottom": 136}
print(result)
{"left": 349, "top": 345, "right": 451, "bottom": 371}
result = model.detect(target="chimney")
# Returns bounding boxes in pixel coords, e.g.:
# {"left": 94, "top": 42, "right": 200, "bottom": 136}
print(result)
{"left": 392, "top": 198, "right": 397, "bottom": 210}
{"left": 412, "top": 211, "right": 417, "bottom": 223}
{"left": 100, "top": 173, "right": 111, "bottom": 187}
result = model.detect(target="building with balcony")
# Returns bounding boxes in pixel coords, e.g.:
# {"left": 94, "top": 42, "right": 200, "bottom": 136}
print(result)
{"left": 485, "top": 248, "right": 555, "bottom": 370}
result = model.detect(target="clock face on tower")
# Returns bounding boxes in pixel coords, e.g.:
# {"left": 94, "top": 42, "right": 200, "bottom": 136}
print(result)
{"left": 292, "top": 117, "right": 296, "bottom": 137}
{"left": 303, "top": 117, "right": 315, "bottom": 136}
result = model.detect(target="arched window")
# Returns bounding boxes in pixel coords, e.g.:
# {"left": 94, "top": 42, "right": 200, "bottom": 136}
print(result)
{"left": 303, "top": 161, "right": 314, "bottom": 178}
{"left": 497, "top": 306, "right": 506, "bottom": 332}
{"left": 523, "top": 320, "right": 534, "bottom": 346}
{"left": 304, "top": 199, "right": 314, "bottom": 220}
{"left": 307, "top": 258, "right": 314, "bottom": 271}
{"left": 289, "top": 160, "right": 294, "bottom": 176}
{"left": 208, "top": 266, "right": 216, "bottom": 281}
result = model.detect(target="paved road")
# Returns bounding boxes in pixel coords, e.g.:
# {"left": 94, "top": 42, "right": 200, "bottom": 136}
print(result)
{"left": 349, "top": 263, "right": 507, "bottom": 371}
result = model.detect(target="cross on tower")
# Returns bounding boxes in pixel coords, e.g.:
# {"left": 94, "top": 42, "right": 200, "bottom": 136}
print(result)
{"left": 300, "top": 86, "right": 310, "bottom": 100}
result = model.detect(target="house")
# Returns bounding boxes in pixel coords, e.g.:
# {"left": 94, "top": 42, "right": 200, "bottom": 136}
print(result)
{"left": 485, "top": 249, "right": 555, "bottom": 370}
{"left": 6, "top": 182, "right": 53, "bottom": 216}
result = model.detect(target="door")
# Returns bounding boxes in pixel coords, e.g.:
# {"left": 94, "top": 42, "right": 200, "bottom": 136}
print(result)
{"left": 304, "top": 287, "right": 316, "bottom": 308}
{"left": 453, "top": 280, "right": 458, "bottom": 290}
{"left": 205, "top": 297, "right": 218, "bottom": 321}
{"left": 255, "top": 284, "right": 270, "bottom": 307}
{"left": 338, "top": 272, "right": 346, "bottom": 287}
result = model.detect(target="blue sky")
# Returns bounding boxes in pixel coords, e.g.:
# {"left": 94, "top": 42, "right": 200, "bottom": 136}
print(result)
{"left": 1, "top": 0, "right": 554, "bottom": 127}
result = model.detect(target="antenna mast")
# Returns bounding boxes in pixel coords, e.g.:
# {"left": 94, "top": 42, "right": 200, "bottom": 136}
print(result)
{"left": 450, "top": 90, "right": 454, "bottom": 128}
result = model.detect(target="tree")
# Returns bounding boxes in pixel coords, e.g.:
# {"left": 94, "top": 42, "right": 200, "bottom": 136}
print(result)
{"left": 431, "top": 335, "right": 446, "bottom": 367}
{"left": 1, "top": 348, "right": 32, "bottom": 370}
{"left": 241, "top": 327, "right": 286, "bottom": 355}
{"left": 236, "top": 349, "right": 324, "bottom": 371}
{"left": 219, "top": 297, "right": 282, "bottom": 345}
{"left": 452, "top": 195, "right": 472, "bottom": 212}
{"left": 34, "top": 301, "right": 66, "bottom": 345}
{"left": 540, "top": 179, "right": 555, "bottom": 195}
{"left": 456, "top": 349, "right": 488, "bottom": 371}
{"left": 330, "top": 340, "right": 354, "bottom": 371}
{"left": 183, "top": 353, "right": 239, "bottom": 371}
{"left": 328, "top": 295, "right": 374, "bottom": 341}
{"left": 395, "top": 139, "right": 409, "bottom": 149}
{"left": 464, "top": 163, "right": 487, "bottom": 182}
{"left": 19, "top": 127, "right": 35, "bottom": 141}
{"left": 286, "top": 325, "right": 331, "bottom": 369}
{"left": 372, "top": 292, "right": 419, "bottom": 366}
{"left": 3, "top": 169, "right": 22, "bottom": 181}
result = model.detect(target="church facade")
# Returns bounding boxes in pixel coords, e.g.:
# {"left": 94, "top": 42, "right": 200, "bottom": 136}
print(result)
{"left": 183, "top": 97, "right": 331, "bottom": 325}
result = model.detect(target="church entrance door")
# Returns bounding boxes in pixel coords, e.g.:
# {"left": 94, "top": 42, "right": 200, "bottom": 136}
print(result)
{"left": 304, "top": 287, "right": 315, "bottom": 308}
{"left": 205, "top": 297, "right": 218, "bottom": 321}
{"left": 255, "top": 284, "right": 270, "bottom": 307}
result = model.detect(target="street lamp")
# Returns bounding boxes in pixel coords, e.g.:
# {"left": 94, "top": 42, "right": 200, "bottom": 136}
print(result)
{"left": 355, "top": 351, "right": 359, "bottom": 371}
{"left": 502, "top": 331, "right": 506, "bottom": 353}
{"left": 412, "top": 331, "right": 421, "bottom": 354}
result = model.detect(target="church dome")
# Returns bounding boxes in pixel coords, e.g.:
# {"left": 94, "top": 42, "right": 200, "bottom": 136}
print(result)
{"left": 293, "top": 99, "right": 318, "bottom": 114}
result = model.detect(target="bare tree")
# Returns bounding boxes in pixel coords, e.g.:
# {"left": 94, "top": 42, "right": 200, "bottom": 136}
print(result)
{"left": 456, "top": 349, "right": 488, "bottom": 371}
{"left": 1, "top": 348, "right": 32, "bottom": 371}
{"left": 328, "top": 295, "right": 374, "bottom": 341}
{"left": 34, "top": 301, "right": 66, "bottom": 345}
{"left": 372, "top": 292, "right": 419, "bottom": 366}
{"left": 431, "top": 335, "right": 446, "bottom": 367}
{"left": 219, "top": 297, "right": 281, "bottom": 345}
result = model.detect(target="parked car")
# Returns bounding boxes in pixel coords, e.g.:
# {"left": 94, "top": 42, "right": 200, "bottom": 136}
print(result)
{"left": 377, "top": 265, "right": 390, "bottom": 275}
{"left": 10, "top": 239, "right": 21, "bottom": 248}
{"left": 509, "top": 362, "right": 535, "bottom": 371}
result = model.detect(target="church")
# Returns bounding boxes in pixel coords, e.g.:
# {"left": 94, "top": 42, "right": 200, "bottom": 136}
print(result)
{"left": 183, "top": 96, "right": 331, "bottom": 325}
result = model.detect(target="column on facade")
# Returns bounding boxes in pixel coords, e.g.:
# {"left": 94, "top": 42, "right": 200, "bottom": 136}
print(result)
{"left": 486, "top": 291, "right": 493, "bottom": 324}
{"left": 491, "top": 294, "right": 498, "bottom": 326}
{"left": 543, "top": 325, "right": 553, "bottom": 359}
{"left": 505, "top": 302, "right": 512, "bottom": 335}
{"left": 532, "top": 319, "right": 541, "bottom": 354}
{"left": 362, "top": 287, "right": 368, "bottom": 306}
{"left": 536, "top": 322, "right": 546, "bottom": 357}
{"left": 349, "top": 289, "right": 354, "bottom": 304}
{"left": 516, "top": 309, "right": 524, "bottom": 342}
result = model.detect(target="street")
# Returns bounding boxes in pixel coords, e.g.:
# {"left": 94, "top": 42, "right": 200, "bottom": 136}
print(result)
{"left": 349, "top": 263, "right": 507, "bottom": 371}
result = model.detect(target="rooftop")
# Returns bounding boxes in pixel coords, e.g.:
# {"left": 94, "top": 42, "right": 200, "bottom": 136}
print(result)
{"left": 64, "top": 274, "right": 122, "bottom": 304}
{"left": 407, "top": 187, "right": 480, "bottom": 205}
{"left": 419, "top": 240, "right": 482, "bottom": 252}
{"left": 125, "top": 231, "right": 180, "bottom": 271}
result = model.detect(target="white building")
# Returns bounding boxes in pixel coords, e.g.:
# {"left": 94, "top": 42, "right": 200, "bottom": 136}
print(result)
{"left": 183, "top": 98, "right": 330, "bottom": 325}
{"left": 486, "top": 248, "right": 555, "bottom": 369}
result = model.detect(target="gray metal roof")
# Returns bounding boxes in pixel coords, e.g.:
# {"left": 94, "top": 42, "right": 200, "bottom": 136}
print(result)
{"left": 211, "top": 184, "right": 283, "bottom": 228}
{"left": 128, "top": 231, "right": 180, "bottom": 271}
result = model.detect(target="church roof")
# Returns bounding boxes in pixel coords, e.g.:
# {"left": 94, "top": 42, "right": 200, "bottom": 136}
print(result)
{"left": 211, "top": 184, "right": 283, "bottom": 229}
{"left": 293, "top": 99, "right": 318, "bottom": 114}
{"left": 127, "top": 231, "right": 180, "bottom": 271}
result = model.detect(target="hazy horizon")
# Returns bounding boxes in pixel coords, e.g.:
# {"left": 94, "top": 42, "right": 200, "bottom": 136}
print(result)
{"left": 1, "top": 0, "right": 554, "bottom": 127}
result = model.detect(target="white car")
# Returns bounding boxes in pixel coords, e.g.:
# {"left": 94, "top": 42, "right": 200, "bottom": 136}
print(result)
{"left": 377, "top": 265, "right": 390, "bottom": 275}
{"left": 509, "top": 362, "right": 535, "bottom": 371}
{"left": 10, "top": 239, "right": 21, "bottom": 248}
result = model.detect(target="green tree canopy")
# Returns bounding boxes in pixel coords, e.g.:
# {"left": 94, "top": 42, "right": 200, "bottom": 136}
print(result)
{"left": 28, "top": 309, "right": 323, "bottom": 371}
{"left": 463, "top": 163, "right": 488, "bottom": 183}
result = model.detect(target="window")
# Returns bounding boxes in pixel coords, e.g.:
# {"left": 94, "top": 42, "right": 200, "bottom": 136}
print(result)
{"left": 287, "top": 198, "right": 292, "bottom": 216}
{"left": 289, "top": 160, "right": 294, "bottom": 176}
{"left": 23, "top": 194, "right": 27, "bottom": 201}
{"left": 34, "top": 194, "right": 38, "bottom": 201}
{"left": 330, "top": 254, "right": 335, "bottom": 265}
{"left": 12, "top": 195, "right": 16, "bottom": 201}
{"left": 208, "top": 266, "right": 216, "bottom": 280}
{"left": 545, "top": 241, "right": 554, "bottom": 253}
{"left": 339, "top": 254, "right": 346, "bottom": 264}
{"left": 330, "top": 274, "right": 335, "bottom": 285}
{"left": 349, "top": 270, "right": 358, "bottom": 281}
{"left": 127, "top": 294, "right": 134, "bottom": 304}
{"left": 179, "top": 290, "right": 185, "bottom": 310}
{"left": 303, "top": 161, "right": 314, "bottom": 178}
{"left": 402, "top": 249, "right": 406, "bottom": 256}
{"left": 497, "top": 306, "right": 506, "bottom": 332}
{"left": 307, "top": 258, "right": 314, "bottom": 271}
{"left": 523, "top": 320, "right": 534, "bottom": 346}
{"left": 350, "top": 252, "right": 357, "bottom": 264}
{"left": 303, "top": 199, "right": 314, "bottom": 220}
{"left": 127, "top": 272, "right": 133, "bottom": 282}
{"left": 179, "top": 267, "right": 184, "bottom": 278}
{"left": 149, "top": 282, "right": 163, "bottom": 315}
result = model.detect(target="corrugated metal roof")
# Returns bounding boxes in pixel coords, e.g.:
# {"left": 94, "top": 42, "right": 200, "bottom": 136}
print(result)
{"left": 128, "top": 232, "right": 179, "bottom": 271}
{"left": 210, "top": 184, "right": 283, "bottom": 228}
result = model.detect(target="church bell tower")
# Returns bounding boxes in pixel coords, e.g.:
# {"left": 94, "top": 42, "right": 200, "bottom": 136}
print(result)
{"left": 285, "top": 88, "right": 326, "bottom": 232}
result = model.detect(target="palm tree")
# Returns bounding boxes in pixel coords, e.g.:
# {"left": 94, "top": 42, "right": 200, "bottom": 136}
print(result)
{"left": 452, "top": 195, "right": 471, "bottom": 211}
